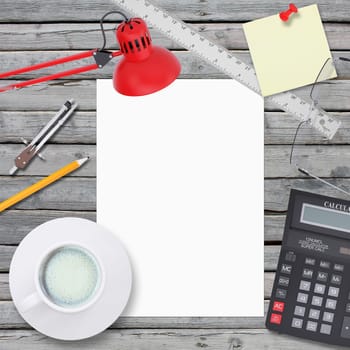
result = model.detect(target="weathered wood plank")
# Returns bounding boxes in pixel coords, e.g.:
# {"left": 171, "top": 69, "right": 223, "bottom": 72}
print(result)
{"left": 0, "top": 328, "right": 342, "bottom": 349}
{"left": 264, "top": 112, "right": 350, "bottom": 145}
{"left": 0, "top": 245, "right": 280, "bottom": 273}
{"left": 1, "top": 145, "right": 350, "bottom": 178}
{"left": 1, "top": 79, "right": 350, "bottom": 112}
{"left": 0, "top": 51, "right": 349, "bottom": 79}
{"left": 0, "top": 275, "right": 9, "bottom": 300}
{"left": 1, "top": 112, "right": 349, "bottom": 145}
{"left": 265, "top": 215, "right": 285, "bottom": 242}
{"left": 0, "top": 23, "right": 349, "bottom": 51}
{"left": 0, "top": 301, "right": 271, "bottom": 329}
{"left": 0, "top": 24, "right": 247, "bottom": 51}
{"left": 0, "top": 212, "right": 283, "bottom": 244}
{"left": 0, "top": 80, "right": 96, "bottom": 111}
{"left": 0, "top": 145, "right": 95, "bottom": 176}
{"left": 0, "top": 177, "right": 96, "bottom": 211}
{"left": 0, "top": 272, "right": 276, "bottom": 301}
{"left": 0, "top": 247, "right": 14, "bottom": 273}
{"left": 265, "top": 178, "right": 350, "bottom": 212}
{"left": 1, "top": 177, "right": 349, "bottom": 214}
{"left": 0, "top": 210, "right": 285, "bottom": 244}
{"left": 265, "top": 145, "right": 350, "bottom": 178}
{"left": 264, "top": 246, "right": 280, "bottom": 271}
{"left": 0, "top": 111, "right": 96, "bottom": 144}
{"left": 0, "top": 210, "right": 96, "bottom": 245}
{"left": 0, "top": 0, "right": 349, "bottom": 22}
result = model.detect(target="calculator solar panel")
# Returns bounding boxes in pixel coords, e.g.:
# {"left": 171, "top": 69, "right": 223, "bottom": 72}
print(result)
{"left": 266, "top": 189, "right": 350, "bottom": 346}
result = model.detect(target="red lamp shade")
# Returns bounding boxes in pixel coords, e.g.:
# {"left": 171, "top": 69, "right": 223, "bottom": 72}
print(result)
{"left": 113, "top": 18, "right": 181, "bottom": 96}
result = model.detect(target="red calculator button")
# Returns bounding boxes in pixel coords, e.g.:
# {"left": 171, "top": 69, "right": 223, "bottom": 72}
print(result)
{"left": 270, "top": 313, "right": 282, "bottom": 325}
{"left": 273, "top": 301, "right": 285, "bottom": 312}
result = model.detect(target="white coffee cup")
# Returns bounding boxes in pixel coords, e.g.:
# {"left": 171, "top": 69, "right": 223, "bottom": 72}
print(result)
{"left": 18, "top": 242, "right": 105, "bottom": 314}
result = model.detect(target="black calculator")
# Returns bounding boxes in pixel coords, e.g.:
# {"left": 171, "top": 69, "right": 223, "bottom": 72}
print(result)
{"left": 266, "top": 189, "right": 350, "bottom": 346}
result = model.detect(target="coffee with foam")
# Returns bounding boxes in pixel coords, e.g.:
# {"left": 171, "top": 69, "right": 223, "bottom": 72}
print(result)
{"left": 40, "top": 246, "right": 101, "bottom": 309}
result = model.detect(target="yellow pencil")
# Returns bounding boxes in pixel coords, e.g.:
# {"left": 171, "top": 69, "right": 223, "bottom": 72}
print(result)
{"left": 0, "top": 157, "right": 89, "bottom": 213}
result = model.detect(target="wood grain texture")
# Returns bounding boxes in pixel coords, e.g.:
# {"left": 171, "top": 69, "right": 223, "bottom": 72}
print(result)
{"left": 1, "top": 0, "right": 349, "bottom": 346}
{"left": 264, "top": 112, "right": 350, "bottom": 145}
{"left": 265, "top": 179, "right": 350, "bottom": 212}
{"left": 1, "top": 0, "right": 349, "bottom": 22}
{"left": 0, "top": 301, "right": 272, "bottom": 329}
{"left": 0, "top": 272, "right": 276, "bottom": 301}
{"left": 0, "top": 23, "right": 349, "bottom": 51}
{"left": 0, "top": 51, "right": 350, "bottom": 80}
{"left": 0, "top": 303, "right": 269, "bottom": 329}
{"left": 0, "top": 177, "right": 96, "bottom": 211}
{"left": 0, "top": 301, "right": 271, "bottom": 329}
{"left": 0, "top": 80, "right": 96, "bottom": 111}
{"left": 1, "top": 79, "right": 350, "bottom": 111}
{"left": 0, "top": 211, "right": 284, "bottom": 245}
{"left": 0, "top": 246, "right": 280, "bottom": 273}
{"left": 2, "top": 177, "right": 350, "bottom": 212}
{"left": 0, "top": 328, "right": 346, "bottom": 349}
{"left": 265, "top": 145, "right": 350, "bottom": 178}
{"left": 0, "top": 213, "right": 284, "bottom": 245}
{"left": 0, "top": 144, "right": 95, "bottom": 176}
{"left": 0, "top": 145, "right": 95, "bottom": 175}
{"left": 0, "top": 276, "right": 8, "bottom": 301}
{"left": 0, "top": 111, "right": 96, "bottom": 144}
{"left": 0, "top": 210, "right": 96, "bottom": 245}
{"left": 1, "top": 112, "right": 350, "bottom": 145}
{"left": 1, "top": 145, "right": 350, "bottom": 177}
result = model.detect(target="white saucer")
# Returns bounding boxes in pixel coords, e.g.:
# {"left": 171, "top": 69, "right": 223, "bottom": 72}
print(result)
{"left": 9, "top": 218, "right": 132, "bottom": 340}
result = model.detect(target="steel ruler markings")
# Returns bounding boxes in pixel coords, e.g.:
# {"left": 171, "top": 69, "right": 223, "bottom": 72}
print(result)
{"left": 114, "top": 0, "right": 340, "bottom": 139}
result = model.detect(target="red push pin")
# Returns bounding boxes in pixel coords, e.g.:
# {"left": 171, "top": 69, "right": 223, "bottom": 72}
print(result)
{"left": 279, "top": 3, "right": 298, "bottom": 22}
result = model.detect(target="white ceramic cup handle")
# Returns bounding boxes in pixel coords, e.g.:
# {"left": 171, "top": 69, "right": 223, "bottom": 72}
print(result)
{"left": 19, "top": 292, "right": 42, "bottom": 313}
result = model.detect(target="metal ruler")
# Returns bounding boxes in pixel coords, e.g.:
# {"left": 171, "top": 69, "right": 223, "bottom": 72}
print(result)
{"left": 113, "top": 0, "right": 340, "bottom": 139}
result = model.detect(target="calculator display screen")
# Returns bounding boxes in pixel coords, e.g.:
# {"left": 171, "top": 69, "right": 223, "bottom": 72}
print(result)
{"left": 301, "top": 203, "right": 350, "bottom": 234}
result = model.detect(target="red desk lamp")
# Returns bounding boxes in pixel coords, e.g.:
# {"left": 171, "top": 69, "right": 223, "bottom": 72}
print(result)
{"left": 0, "top": 11, "right": 181, "bottom": 96}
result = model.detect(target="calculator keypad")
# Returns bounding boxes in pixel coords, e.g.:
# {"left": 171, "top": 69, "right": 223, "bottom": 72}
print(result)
{"left": 317, "top": 272, "right": 328, "bottom": 282}
{"left": 299, "top": 280, "right": 311, "bottom": 292}
{"left": 328, "top": 287, "right": 340, "bottom": 298}
{"left": 323, "top": 312, "right": 334, "bottom": 323}
{"left": 268, "top": 250, "right": 348, "bottom": 342}
{"left": 273, "top": 301, "right": 285, "bottom": 312}
{"left": 276, "top": 288, "right": 287, "bottom": 299}
{"left": 302, "top": 268, "right": 313, "bottom": 279}
{"left": 292, "top": 318, "right": 303, "bottom": 329}
{"left": 309, "top": 309, "right": 320, "bottom": 320}
{"left": 265, "top": 190, "right": 350, "bottom": 347}
{"left": 331, "top": 274, "right": 342, "bottom": 285}
{"left": 297, "top": 292, "right": 308, "bottom": 304}
{"left": 281, "top": 264, "right": 292, "bottom": 274}
{"left": 305, "top": 257, "right": 316, "bottom": 266}
{"left": 294, "top": 305, "right": 305, "bottom": 317}
{"left": 278, "top": 276, "right": 290, "bottom": 287}
{"left": 320, "top": 324, "right": 332, "bottom": 335}
{"left": 320, "top": 261, "right": 331, "bottom": 269}
{"left": 314, "top": 283, "right": 326, "bottom": 295}
{"left": 311, "top": 296, "right": 323, "bottom": 307}
{"left": 325, "top": 299, "right": 337, "bottom": 310}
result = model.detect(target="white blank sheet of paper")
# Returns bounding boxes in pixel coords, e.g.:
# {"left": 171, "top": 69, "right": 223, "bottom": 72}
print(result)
{"left": 97, "top": 79, "right": 264, "bottom": 317}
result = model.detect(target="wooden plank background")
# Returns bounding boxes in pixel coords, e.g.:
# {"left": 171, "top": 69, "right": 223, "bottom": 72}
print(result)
{"left": 0, "top": 0, "right": 349, "bottom": 348}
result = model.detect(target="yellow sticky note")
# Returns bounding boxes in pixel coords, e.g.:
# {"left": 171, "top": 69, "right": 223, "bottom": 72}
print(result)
{"left": 243, "top": 4, "right": 337, "bottom": 97}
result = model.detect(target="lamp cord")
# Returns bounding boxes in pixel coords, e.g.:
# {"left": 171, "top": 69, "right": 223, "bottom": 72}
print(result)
{"left": 290, "top": 119, "right": 350, "bottom": 196}
{"left": 309, "top": 57, "right": 331, "bottom": 101}
{"left": 289, "top": 119, "right": 310, "bottom": 166}
{"left": 99, "top": 11, "right": 129, "bottom": 51}
{"left": 290, "top": 58, "right": 332, "bottom": 165}
{"left": 289, "top": 57, "right": 350, "bottom": 196}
